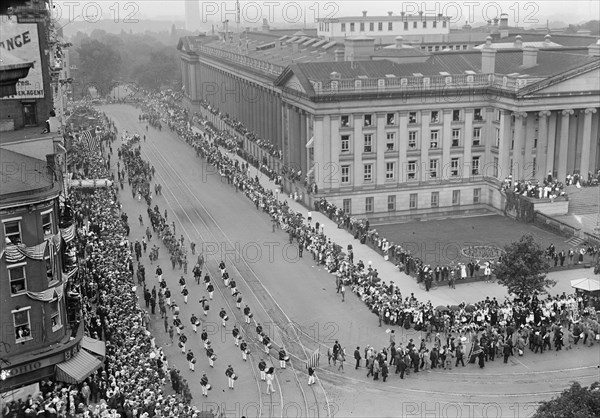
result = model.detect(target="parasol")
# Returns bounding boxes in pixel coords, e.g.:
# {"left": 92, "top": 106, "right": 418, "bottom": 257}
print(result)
{"left": 435, "top": 305, "right": 449, "bottom": 311}
{"left": 449, "top": 305, "right": 460, "bottom": 311}
{"left": 464, "top": 304, "right": 477, "bottom": 313}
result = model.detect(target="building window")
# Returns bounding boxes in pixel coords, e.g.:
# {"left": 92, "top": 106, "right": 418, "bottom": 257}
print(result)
{"left": 473, "top": 188, "right": 481, "bottom": 204}
{"left": 493, "top": 157, "right": 499, "bottom": 178}
{"left": 350, "top": 23, "right": 355, "bottom": 32}
{"left": 443, "top": 20, "right": 447, "bottom": 28}
{"left": 13, "top": 308, "right": 32, "bottom": 343}
{"left": 407, "top": 160, "right": 417, "bottom": 180}
{"left": 413, "top": 21, "right": 417, "bottom": 29}
{"left": 23, "top": 103, "right": 37, "bottom": 126}
{"left": 474, "top": 108, "right": 483, "bottom": 121}
{"left": 363, "top": 164, "right": 373, "bottom": 182}
{"left": 429, "top": 159, "right": 438, "bottom": 178}
{"left": 408, "top": 112, "right": 417, "bottom": 123}
{"left": 388, "top": 22, "right": 393, "bottom": 31}
{"left": 341, "top": 165, "right": 350, "bottom": 183}
{"left": 341, "top": 23, "right": 346, "bottom": 32}
{"left": 9, "top": 264, "right": 27, "bottom": 295}
{"left": 360, "top": 22, "right": 365, "bottom": 31}
{"left": 45, "top": 253, "right": 55, "bottom": 284}
{"left": 386, "top": 132, "right": 395, "bottom": 151}
{"left": 433, "top": 20, "right": 437, "bottom": 28}
{"left": 387, "top": 195, "right": 396, "bottom": 211}
{"left": 341, "top": 115, "right": 350, "bottom": 127}
{"left": 4, "top": 218, "right": 22, "bottom": 244}
{"left": 430, "top": 111, "right": 440, "bottom": 123}
{"left": 428, "top": 46, "right": 433, "bottom": 52}
{"left": 532, "top": 157, "right": 537, "bottom": 177}
{"left": 369, "top": 22, "right": 374, "bottom": 31}
{"left": 50, "top": 299, "right": 62, "bottom": 332}
{"left": 365, "top": 197, "right": 374, "bottom": 213}
{"left": 363, "top": 134, "right": 373, "bottom": 152}
{"left": 378, "top": 22, "right": 383, "bottom": 31}
{"left": 431, "top": 192, "right": 439, "bottom": 207}
{"left": 342, "top": 199, "right": 351, "bottom": 214}
{"left": 495, "top": 128, "right": 500, "bottom": 147}
{"left": 430, "top": 130, "right": 439, "bottom": 149}
{"left": 452, "top": 129, "right": 460, "bottom": 147}
{"left": 472, "top": 156, "right": 480, "bottom": 175}
{"left": 341, "top": 135, "right": 350, "bottom": 152}
{"left": 423, "top": 21, "right": 427, "bottom": 28}
{"left": 409, "top": 193, "right": 418, "bottom": 209}
{"left": 462, "top": 44, "right": 468, "bottom": 50}
{"left": 404, "top": 21, "right": 409, "bottom": 30}
{"left": 408, "top": 131, "right": 417, "bottom": 149}
{"left": 386, "top": 162, "right": 395, "bottom": 180}
{"left": 452, "top": 109, "right": 461, "bottom": 121}
{"left": 452, "top": 190, "right": 461, "bottom": 205}
{"left": 451, "top": 158, "right": 459, "bottom": 177}
{"left": 41, "top": 210, "right": 53, "bottom": 237}
{"left": 473, "top": 127, "right": 481, "bottom": 146}
{"left": 386, "top": 113, "right": 395, "bottom": 125}
{"left": 364, "top": 114, "right": 372, "bottom": 126}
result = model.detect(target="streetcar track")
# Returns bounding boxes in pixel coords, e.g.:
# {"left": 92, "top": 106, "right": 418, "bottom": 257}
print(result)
{"left": 141, "top": 122, "right": 328, "bottom": 416}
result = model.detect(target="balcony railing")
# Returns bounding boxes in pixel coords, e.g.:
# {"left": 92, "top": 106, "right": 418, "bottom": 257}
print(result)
{"left": 196, "top": 45, "right": 285, "bottom": 77}
{"left": 311, "top": 73, "right": 548, "bottom": 96}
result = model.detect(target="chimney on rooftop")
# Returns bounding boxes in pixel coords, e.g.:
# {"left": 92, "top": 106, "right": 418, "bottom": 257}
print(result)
{"left": 514, "top": 35, "right": 523, "bottom": 48}
{"left": 395, "top": 36, "right": 404, "bottom": 48}
{"left": 499, "top": 13, "right": 509, "bottom": 28}
{"left": 589, "top": 39, "right": 600, "bottom": 57}
{"left": 522, "top": 46, "right": 538, "bottom": 68}
{"left": 481, "top": 41, "right": 496, "bottom": 74}
{"left": 388, "top": 11, "right": 393, "bottom": 16}
{"left": 543, "top": 34, "right": 552, "bottom": 46}
{"left": 362, "top": 11, "right": 367, "bottom": 17}
{"left": 334, "top": 49, "right": 345, "bottom": 61}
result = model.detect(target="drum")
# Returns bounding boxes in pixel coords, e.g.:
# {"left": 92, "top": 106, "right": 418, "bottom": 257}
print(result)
{"left": 232, "top": 373, "right": 238, "bottom": 380}
{"left": 206, "top": 384, "right": 212, "bottom": 390}
{"left": 224, "top": 315, "right": 229, "bottom": 321}
{"left": 211, "top": 354, "right": 217, "bottom": 361}
{"left": 284, "top": 355, "right": 290, "bottom": 362}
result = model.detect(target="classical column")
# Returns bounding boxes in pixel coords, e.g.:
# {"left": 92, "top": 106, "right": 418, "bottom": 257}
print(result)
{"left": 524, "top": 112, "right": 536, "bottom": 180}
{"left": 462, "top": 109, "right": 473, "bottom": 179}
{"left": 375, "top": 113, "right": 386, "bottom": 186}
{"left": 536, "top": 110, "right": 551, "bottom": 182}
{"left": 557, "top": 109, "right": 574, "bottom": 181}
{"left": 498, "top": 110, "right": 511, "bottom": 180}
{"left": 580, "top": 108, "right": 598, "bottom": 178}
{"left": 398, "top": 111, "right": 409, "bottom": 183}
{"left": 420, "top": 111, "right": 430, "bottom": 182}
{"left": 512, "top": 111, "right": 527, "bottom": 180}
{"left": 299, "top": 110, "right": 307, "bottom": 175}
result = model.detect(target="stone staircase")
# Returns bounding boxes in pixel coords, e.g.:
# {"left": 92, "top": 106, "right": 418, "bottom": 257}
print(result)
{"left": 567, "top": 185, "right": 600, "bottom": 215}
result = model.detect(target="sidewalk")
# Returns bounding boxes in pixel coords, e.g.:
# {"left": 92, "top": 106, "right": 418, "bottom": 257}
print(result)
{"left": 213, "top": 143, "right": 586, "bottom": 305}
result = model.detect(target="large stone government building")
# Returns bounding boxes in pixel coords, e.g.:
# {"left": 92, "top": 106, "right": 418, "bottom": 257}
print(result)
{"left": 178, "top": 15, "right": 600, "bottom": 217}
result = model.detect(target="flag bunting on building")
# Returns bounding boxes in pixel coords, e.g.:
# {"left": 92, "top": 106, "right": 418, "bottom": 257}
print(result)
{"left": 307, "top": 348, "right": 320, "bottom": 369}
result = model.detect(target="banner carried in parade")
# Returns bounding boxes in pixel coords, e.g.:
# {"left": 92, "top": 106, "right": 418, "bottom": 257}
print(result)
{"left": 0, "top": 17, "right": 44, "bottom": 99}
{"left": 80, "top": 128, "right": 100, "bottom": 152}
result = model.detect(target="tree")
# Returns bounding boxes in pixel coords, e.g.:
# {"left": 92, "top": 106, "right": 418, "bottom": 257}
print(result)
{"left": 494, "top": 233, "right": 555, "bottom": 297}
{"left": 77, "top": 39, "right": 122, "bottom": 96}
{"left": 533, "top": 381, "right": 600, "bottom": 418}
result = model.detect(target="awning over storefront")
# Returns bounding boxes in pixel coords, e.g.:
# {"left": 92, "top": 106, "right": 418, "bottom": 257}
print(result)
{"left": 55, "top": 349, "right": 102, "bottom": 384}
{"left": 81, "top": 336, "right": 106, "bottom": 357}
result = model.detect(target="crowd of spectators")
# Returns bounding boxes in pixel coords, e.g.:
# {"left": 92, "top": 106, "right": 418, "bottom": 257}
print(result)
{"left": 2, "top": 111, "right": 198, "bottom": 417}
{"left": 137, "top": 91, "right": 600, "bottom": 385}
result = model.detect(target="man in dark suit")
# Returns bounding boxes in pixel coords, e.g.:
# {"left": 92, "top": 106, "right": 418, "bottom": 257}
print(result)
{"left": 354, "top": 347, "right": 362, "bottom": 369}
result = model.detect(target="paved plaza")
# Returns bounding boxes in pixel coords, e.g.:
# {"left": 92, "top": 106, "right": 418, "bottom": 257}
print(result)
{"left": 104, "top": 104, "right": 599, "bottom": 418}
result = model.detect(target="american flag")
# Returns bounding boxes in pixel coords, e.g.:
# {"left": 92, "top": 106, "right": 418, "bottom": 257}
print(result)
{"left": 307, "top": 348, "right": 320, "bottom": 369}
{"left": 80, "top": 128, "right": 99, "bottom": 152}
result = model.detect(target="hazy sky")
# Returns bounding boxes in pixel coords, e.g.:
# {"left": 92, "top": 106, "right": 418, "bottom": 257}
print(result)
{"left": 53, "top": 1, "right": 599, "bottom": 26}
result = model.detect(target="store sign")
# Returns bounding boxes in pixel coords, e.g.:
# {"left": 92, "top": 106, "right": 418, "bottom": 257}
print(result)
{"left": 3, "top": 359, "right": 45, "bottom": 379}
{"left": 0, "top": 17, "right": 44, "bottom": 99}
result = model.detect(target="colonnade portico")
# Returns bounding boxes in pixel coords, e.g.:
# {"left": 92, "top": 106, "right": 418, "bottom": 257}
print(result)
{"left": 494, "top": 107, "right": 600, "bottom": 184}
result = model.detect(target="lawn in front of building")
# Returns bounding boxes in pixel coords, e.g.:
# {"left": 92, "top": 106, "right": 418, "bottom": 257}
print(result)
{"left": 372, "top": 214, "right": 574, "bottom": 265}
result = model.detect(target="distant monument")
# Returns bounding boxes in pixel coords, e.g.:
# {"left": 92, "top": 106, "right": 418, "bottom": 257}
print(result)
{"left": 185, "top": 0, "right": 202, "bottom": 32}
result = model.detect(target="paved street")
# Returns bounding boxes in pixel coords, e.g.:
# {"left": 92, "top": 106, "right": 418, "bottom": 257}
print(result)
{"left": 104, "top": 104, "right": 599, "bottom": 418}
